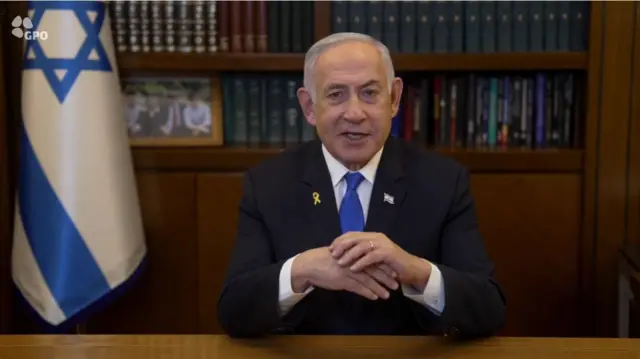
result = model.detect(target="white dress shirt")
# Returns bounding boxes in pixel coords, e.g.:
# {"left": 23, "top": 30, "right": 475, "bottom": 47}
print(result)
{"left": 277, "top": 144, "right": 446, "bottom": 317}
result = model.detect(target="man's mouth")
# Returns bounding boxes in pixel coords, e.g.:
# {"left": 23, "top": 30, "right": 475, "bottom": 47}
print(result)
{"left": 341, "top": 132, "right": 369, "bottom": 141}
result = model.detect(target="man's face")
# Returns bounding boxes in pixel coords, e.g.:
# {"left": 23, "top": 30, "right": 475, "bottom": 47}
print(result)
{"left": 299, "top": 41, "right": 402, "bottom": 169}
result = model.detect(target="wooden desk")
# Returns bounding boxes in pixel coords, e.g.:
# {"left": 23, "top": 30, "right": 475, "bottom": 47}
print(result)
{"left": 0, "top": 335, "right": 639, "bottom": 359}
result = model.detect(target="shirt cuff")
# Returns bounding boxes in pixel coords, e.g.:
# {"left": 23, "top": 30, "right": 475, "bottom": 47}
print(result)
{"left": 401, "top": 261, "right": 445, "bottom": 315}
{"left": 278, "top": 254, "right": 314, "bottom": 316}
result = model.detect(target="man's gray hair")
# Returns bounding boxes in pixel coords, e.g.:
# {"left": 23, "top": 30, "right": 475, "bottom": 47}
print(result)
{"left": 303, "top": 32, "right": 395, "bottom": 102}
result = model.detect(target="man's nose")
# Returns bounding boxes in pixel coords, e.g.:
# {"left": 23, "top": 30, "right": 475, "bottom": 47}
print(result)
{"left": 343, "top": 96, "right": 366, "bottom": 122}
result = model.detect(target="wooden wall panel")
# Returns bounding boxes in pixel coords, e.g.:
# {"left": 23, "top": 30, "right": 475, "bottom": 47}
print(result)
{"left": 471, "top": 174, "right": 582, "bottom": 337}
{"left": 196, "top": 173, "right": 244, "bottom": 333}
{"left": 198, "top": 171, "right": 583, "bottom": 337}
{"left": 86, "top": 172, "right": 199, "bottom": 334}
{"left": 582, "top": 1, "right": 640, "bottom": 337}
{"left": 628, "top": 4, "right": 640, "bottom": 251}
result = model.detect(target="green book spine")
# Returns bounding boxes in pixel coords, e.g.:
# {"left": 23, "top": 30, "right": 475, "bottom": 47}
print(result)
{"left": 489, "top": 77, "right": 498, "bottom": 147}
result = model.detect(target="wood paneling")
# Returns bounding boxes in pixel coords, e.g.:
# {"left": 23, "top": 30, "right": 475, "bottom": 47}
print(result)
{"left": 582, "top": 1, "right": 640, "bottom": 337}
{"left": 580, "top": 0, "right": 604, "bottom": 337}
{"left": 628, "top": 5, "right": 640, "bottom": 250}
{"left": 86, "top": 173, "right": 199, "bottom": 334}
{"left": 196, "top": 173, "right": 245, "bottom": 333}
{"left": 81, "top": 170, "right": 583, "bottom": 336}
{"left": 472, "top": 174, "right": 582, "bottom": 337}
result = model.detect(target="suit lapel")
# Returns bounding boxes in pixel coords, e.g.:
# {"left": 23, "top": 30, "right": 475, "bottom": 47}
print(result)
{"left": 299, "top": 141, "right": 342, "bottom": 248}
{"left": 364, "top": 138, "right": 407, "bottom": 245}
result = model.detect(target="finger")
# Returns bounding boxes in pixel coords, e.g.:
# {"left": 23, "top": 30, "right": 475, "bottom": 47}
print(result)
{"left": 344, "top": 277, "right": 378, "bottom": 300}
{"left": 331, "top": 233, "right": 372, "bottom": 258}
{"left": 377, "top": 263, "right": 398, "bottom": 279}
{"left": 350, "top": 251, "right": 386, "bottom": 272}
{"left": 351, "top": 271, "right": 390, "bottom": 299}
{"left": 329, "top": 232, "right": 359, "bottom": 253}
{"left": 336, "top": 241, "right": 372, "bottom": 267}
{"left": 365, "top": 267, "right": 399, "bottom": 291}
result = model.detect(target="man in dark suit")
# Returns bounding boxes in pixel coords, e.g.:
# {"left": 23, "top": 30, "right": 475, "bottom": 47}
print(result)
{"left": 217, "top": 32, "right": 506, "bottom": 338}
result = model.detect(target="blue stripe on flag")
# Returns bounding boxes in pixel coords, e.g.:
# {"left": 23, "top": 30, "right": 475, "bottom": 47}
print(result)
{"left": 18, "top": 123, "right": 111, "bottom": 320}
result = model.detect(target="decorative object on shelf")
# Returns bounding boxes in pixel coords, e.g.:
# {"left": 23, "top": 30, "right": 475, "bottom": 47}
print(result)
{"left": 120, "top": 75, "right": 223, "bottom": 147}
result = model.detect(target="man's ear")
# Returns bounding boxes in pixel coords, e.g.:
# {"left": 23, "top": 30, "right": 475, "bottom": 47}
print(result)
{"left": 297, "top": 87, "right": 316, "bottom": 126}
{"left": 389, "top": 77, "right": 404, "bottom": 117}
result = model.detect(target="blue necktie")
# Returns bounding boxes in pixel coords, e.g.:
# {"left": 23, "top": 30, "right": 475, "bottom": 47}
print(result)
{"left": 339, "top": 172, "right": 366, "bottom": 233}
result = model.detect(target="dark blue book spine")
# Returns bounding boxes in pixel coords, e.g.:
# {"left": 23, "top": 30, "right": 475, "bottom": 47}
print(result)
{"left": 383, "top": 1, "right": 399, "bottom": 52}
{"left": 416, "top": 1, "right": 433, "bottom": 52}
{"left": 450, "top": 1, "right": 463, "bottom": 52}
{"left": 434, "top": 1, "right": 450, "bottom": 53}
{"left": 497, "top": 1, "right": 512, "bottom": 52}
{"left": 481, "top": 1, "right": 496, "bottom": 52}
{"left": 332, "top": 1, "right": 348, "bottom": 33}
{"left": 512, "top": 1, "right": 528, "bottom": 51}
{"left": 557, "top": 1, "right": 571, "bottom": 50}
{"left": 348, "top": 1, "right": 366, "bottom": 34}
{"left": 544, "top": 1, "right": 558, "bottom": 51}
{"left": 529, "top": 2, "right": 544, "bottom": 51}
{"left": 464, "top": 1, "right": 480, "bottom": 52}
{"left": 367, "top": 1, "right": 384, "bottom": 42}
{"left": 400, "top": 1, "right": 417, "bottom": 52}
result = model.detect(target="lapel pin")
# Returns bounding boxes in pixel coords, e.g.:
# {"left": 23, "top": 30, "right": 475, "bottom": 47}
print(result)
{"left": 383, "top": 193, "right": 394, "bottom": 204}
{"left": 312, "top": 192, "right": 321, "bottom": 205}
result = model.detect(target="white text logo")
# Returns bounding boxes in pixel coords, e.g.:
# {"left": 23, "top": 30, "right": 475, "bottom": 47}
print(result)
{"left": 11, "top": 16, "right": 48, "bottom": 40}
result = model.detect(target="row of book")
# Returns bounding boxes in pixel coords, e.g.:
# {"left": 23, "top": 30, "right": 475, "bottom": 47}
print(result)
{"left": 218, "top": 72, "right": 583, "bottom": 149}
{"left": 221, "top": 73, "right": 315, "bottom": 146}
{"left": 108, "top": 0, "right": 315, "bottom": 54}
{"left": 333, "top": 1, "right": 590, "bottom": 53}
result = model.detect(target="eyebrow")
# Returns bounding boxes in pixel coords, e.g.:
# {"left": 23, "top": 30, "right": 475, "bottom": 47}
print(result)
{"left": 324, "top": 80, "right": 382, "bottom": 92}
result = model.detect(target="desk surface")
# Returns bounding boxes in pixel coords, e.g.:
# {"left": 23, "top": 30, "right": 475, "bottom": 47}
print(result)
{"left": 0, "top": 335, "right": 639, "bottom": 359}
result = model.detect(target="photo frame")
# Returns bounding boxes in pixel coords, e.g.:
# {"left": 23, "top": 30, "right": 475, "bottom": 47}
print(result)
{"left": 120, "top": 75, "right": 223, "bottom": 146}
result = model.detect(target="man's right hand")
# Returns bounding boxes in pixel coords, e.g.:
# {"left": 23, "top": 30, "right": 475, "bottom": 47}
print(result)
{"left": 290, "top": 247, "right": 399, "bottom": 300}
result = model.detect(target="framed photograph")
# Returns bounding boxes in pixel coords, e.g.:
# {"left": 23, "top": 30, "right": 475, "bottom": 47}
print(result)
{"left": 120, "top": 76, "right": 223, "bottom": 146}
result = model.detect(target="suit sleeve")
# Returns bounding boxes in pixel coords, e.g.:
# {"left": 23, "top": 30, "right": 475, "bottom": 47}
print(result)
{"left": 411, "top": 166, "right": 507, "bottom": 338}
{"left": 216, "top": 170, "right": 308, "bottom": 337}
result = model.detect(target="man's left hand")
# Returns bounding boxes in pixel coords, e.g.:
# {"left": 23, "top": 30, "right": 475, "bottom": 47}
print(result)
{"left": 329, "top": 232, "right": 432, "bottom": 291}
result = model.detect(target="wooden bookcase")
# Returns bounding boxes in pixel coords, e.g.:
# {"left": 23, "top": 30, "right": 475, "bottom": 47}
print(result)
{"left": 114, "top": 1, "right": 590, "bottom": 173}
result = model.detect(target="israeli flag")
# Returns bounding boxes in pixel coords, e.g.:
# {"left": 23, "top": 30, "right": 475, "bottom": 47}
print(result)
{"left": 12, "top": 1, "right": 146, "bottom": 327}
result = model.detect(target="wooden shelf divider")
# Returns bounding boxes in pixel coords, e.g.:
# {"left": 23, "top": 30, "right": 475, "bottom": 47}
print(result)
{"left": 131, "top": 146, "right": 584, "bottom": 173}
{"left": 116, "top": 52, "right": 588, "bottom": 73}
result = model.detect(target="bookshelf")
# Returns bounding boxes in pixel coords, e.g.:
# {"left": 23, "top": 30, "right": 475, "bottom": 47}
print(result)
{"left": 112, "top": 1, "right": 591, "bottom": 174}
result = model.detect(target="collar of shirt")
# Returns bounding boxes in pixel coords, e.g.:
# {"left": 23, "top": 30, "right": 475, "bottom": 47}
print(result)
{"left": 321, "top": 143, "right": 384, "bottom": 188}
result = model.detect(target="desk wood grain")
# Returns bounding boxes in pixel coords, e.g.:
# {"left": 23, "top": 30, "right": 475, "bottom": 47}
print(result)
{"left": 0, "top": 336, "right": 639, "bottom": 359}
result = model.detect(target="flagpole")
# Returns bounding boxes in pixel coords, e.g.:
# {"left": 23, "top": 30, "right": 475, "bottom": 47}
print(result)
{"left": 75, "top": 323, "right": 86, "bottom": 334}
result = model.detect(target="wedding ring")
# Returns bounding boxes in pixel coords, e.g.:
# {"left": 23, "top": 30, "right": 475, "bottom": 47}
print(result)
{"left": 369, "top": 240, "right": 375, "bottom": 251}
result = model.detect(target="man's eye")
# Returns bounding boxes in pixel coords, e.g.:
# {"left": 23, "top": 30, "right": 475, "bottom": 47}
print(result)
{"left": 363, "top": 89, "right": 378, "bottom": 97}
{"left": 328, "top": 92, "right": 341, "bottom": 99}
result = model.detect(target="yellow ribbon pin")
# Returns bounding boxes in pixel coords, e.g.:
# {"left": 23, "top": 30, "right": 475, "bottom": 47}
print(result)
{"left": 312, "top": 192, "right": 321, "bottom": 205}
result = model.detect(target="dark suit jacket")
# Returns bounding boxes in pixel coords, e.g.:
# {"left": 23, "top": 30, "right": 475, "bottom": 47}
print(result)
{"left": 217, "top": 136, "right": 506, "bottom": 338}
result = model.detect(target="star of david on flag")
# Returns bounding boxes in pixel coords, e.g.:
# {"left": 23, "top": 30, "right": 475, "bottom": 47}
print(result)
{"left": 12, "top": 1, "right": 147, "bottom": 328}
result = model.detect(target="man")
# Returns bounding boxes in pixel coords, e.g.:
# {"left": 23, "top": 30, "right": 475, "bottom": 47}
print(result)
{"left": 217, "top": 32, "right": 506, "bottom": 338}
